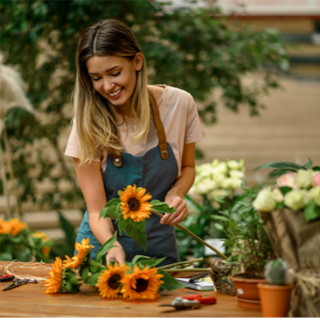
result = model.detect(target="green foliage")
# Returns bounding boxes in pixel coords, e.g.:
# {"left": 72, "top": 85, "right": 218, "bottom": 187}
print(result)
{"left": 0, "top": 220, "right": 53, "bottom": 262}
{"left": 0, "top": 0, "right": 288, "bottom": 214}
{"left": 214, "top": 186, "right": 274, "bottom": 277}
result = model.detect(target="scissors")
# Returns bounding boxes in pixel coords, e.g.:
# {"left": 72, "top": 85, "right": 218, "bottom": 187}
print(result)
{"left": 2, "top": 277, "right": 38, "bottom": 291}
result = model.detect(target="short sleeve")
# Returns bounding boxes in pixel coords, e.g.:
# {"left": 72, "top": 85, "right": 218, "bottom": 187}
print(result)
{"left": 185, "top": 94, "right": 203, "bottom": 144}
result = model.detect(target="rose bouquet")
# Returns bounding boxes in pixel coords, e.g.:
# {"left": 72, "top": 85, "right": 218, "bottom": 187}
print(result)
{"left": 44, "top": 235, "right": 184, "bottom": 299}
{"left": 253, "top": 159, "right": 320, "bottom": 317}
{"left": 0, "top": 218, "right": 53, "bottom": 262}
{"left": 253, "top": 160, "right": 320, "bottom": 222}
{"left": 177, "top": 159, "right": 245, "bottom": 263}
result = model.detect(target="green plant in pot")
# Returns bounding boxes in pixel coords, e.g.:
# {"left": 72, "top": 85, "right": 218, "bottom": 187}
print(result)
{"left": 213, "top": 186, "right": 274, "bottom": 309}
{"left": 258, "top": 258, "right": 294, "bottom": 317}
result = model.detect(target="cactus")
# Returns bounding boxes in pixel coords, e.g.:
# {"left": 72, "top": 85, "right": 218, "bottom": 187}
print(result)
{"left": 264, "top": 258, "right": 288, "bottom": 285}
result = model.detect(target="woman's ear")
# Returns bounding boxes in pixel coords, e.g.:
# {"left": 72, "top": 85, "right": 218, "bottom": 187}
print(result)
{"left": 134, "top": 53, "right": 143, "bottom": 71}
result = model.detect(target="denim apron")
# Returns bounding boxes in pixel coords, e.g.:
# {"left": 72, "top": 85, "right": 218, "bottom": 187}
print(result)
{"left": 75, "top": 90, "right": 180, "bottom": 266}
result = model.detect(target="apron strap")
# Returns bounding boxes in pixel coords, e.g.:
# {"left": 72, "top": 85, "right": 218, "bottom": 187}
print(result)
{"left": 112, "top": 88, "right": 168, "bottom": 166}
{"left": 148, "top": 88, "right": 169, "bottom": 160}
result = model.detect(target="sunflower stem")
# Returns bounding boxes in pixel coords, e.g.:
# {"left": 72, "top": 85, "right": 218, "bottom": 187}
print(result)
{"left": 160, "top": 258, "right": 203, "bottom": 270}
{"left": 151, "top": 209, "right": 228, "bottom": 260}
{"left": 163, "top": 268, "right": 210, "bottom": 272}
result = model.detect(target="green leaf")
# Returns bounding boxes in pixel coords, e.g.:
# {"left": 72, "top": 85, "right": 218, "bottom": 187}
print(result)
{"left": 0, "top": 252, "right": 13, "bottom": 261}
{"left": 89, "top": 259, "right": 101, "bottom": 273}
{"left": 137, "top": 257, "right": 166, "bottom": 269}
{"left": 131, "top": 255, "right": 152, "bottom": 264}
{"left": 124, "top": 224, "right": 147, "bottom": 251}
{"left": 67, "top": 271, "right": 78, "bottom": 285}
{"left": 134, "top": 219, "right": 146, "bottom": 232}
{"left": 81, "top": 267, "right": 89, "bottom": 283}
{"left": 95, "top": 232, "right": 117, "bottom": 264}
{"left": 212, "top": 215, "right": 229, "bottom": 222}
{"left": 66, "top": 281, "right": 73, "bottom": 292}
{"left": 304, "top": 199, "right": 320, "bottom": 222}
{"left": 254, "top": 161, "right": 304, "bottom": 172}
{"left": 87, "top": 271, "right": 103, "bottom": 286}
{"left": 118, "top": 216, "right": 128, "bottom": 236}
{"left": 304, "top": 158, "right": 313, "bottom": 169}
{"left": 214, "top": 223, "right": 224, "bottom": 230}
{"left": 151, "top": 201, "right": 176, "bottom": 214}
{"left": 105, "top": 198, "right": 121, "bottom": 207}
{"left": 99, "top": 205, "right": 120, "bottom": 220}
{"left": 57, "top": 211, "right": 77, "bottom": 249}
{"left": 157, "top": 269, "right": 185, "bottom": 291}
{"left": 280, "top": 187, "right": 292, "bottom": 195}
{"left": 15, "top": 247, "right": 31, "bottom": 262}
{"left": 312, "top": 166, "right": 320, "bottom": 171}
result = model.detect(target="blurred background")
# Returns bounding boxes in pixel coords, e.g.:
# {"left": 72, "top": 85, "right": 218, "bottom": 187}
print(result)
{"left": 0, "top": 0, "right": 319, "bottom": 262}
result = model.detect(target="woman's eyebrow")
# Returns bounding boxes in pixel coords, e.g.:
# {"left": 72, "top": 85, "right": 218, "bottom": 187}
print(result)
{"left": 88, "top": 66, "right": 119, "bottom": 75}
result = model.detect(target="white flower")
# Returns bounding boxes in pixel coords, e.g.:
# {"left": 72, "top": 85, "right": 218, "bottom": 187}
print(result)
{"left": 284, "top": 190, "right": 306, "bottom": 211}
{"left": 227, "top": 160, "right": 240, "bottom": 170}
{"left": 216, "top": 162, "right": 228, "bottom": 175}
{"left": 209, "top": 189, "right": 230, "bottom": 200}
{"left": 310, "top": 187, "right": 320, "bottom": 206}
{"left": 211, "top": 159, "right": 219, "bottom": 167}
{"left": 301, "top": 189, "right": 313, "bottom": 205}
{"left": 296, "top": 169, "right": 313, "bottom": 189}
{"left": 271, "top": 188, "right": 284, "bottom": 202}
{"left": 229, "top": 170, "right": 245, "bottom": 180}
{"left": 253, "top": 187, "right": 277, "bottom": 212}
{"left": 193, "top": 179, "right": 217, "bottom": 194}
{"left": 213, "top": 172, "right": 226, "bottom": 186}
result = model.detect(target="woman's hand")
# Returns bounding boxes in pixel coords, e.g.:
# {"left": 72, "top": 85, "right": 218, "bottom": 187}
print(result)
{"left": 161, "top": 194, "right": 188, "bottom": 226}
{"left": 106, "top": 241, "right": 126, "bottom": 264}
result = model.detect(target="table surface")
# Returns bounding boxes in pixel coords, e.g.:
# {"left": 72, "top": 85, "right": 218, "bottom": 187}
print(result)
{"left": 0, "top": 261, "right": 262, "bottom": 318}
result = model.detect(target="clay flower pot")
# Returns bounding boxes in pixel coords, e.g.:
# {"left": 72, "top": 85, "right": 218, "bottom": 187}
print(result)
{"left": 231, "top": 273, "right": 267, "bottom": 310}
{"left": 258, "top": 283, "right": 293, "bottom": 317}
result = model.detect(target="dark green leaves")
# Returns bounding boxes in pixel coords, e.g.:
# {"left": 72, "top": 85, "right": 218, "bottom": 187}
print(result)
{"left": 95, "top": 232, "right": 117, "bottom": 265}
{"left": 157, "top": 269, "right": 185, "bottom": 291}
{"left": 254, "top": 161, "right": 305, "bottom": 172}
{"left": 151, "top": 200, "right": 177, "bottom": 214}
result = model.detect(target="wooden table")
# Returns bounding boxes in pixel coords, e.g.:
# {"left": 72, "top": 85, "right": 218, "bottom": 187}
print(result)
{"left": 0, "top": 261, "right": 262, "bottom": 317}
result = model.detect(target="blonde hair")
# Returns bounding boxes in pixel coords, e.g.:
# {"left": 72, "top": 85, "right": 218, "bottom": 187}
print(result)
{"left": 73, "top": 19, "right": 150, "bottom": 166}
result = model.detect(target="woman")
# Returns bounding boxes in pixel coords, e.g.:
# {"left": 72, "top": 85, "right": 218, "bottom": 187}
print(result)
{"left": 65, "top": 19, "right": 202, "bottom": 266}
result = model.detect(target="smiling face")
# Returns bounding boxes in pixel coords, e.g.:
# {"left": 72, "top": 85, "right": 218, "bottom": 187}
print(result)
{"left": 86, "top": 54, "right": 143, "bottom": 115}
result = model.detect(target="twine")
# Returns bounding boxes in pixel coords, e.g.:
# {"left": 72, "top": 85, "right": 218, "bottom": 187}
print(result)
{"left": 293, "top": 268, "right": 320, "bottom": 297}
{"left": 0, "top": 258, "right": 51, "bottom": 281}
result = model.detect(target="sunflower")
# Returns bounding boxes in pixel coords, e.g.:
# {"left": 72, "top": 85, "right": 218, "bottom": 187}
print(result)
{"left": 119, "top": 184, "right": 153, "bottom": 222}
{"left": 0, "top": 219, "right": 11, "bottom": 234}
{"left": 44, "top": 257, "right": 63, "bottom": 293}
{"left": 96, "top": 262, "right": 130, "bottom": 298}
{"left": 120, "top": 265, "right": 164, "bottom": 300}
{"left": 63, "top": 238, "right": 94, "bottom": 268}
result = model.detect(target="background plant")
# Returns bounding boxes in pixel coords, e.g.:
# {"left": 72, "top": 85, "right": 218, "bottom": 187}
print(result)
{"left": 0, "top": 0, "right": 288, "bottom": 221}
{"left": 213, "top": 186, "right": 274, "bottom": 277}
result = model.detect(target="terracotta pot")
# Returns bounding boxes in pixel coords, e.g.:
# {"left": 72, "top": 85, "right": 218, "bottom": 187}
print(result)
{"left": 258, "top": 283, "right": 293, "bottom": 317}
{"left": 231, "top": 273, "right": 267, "bottom": 301}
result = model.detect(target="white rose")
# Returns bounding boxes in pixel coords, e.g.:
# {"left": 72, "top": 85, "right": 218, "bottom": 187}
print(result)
{"left": 310, "top": 187, "right": 320, "bottom": 206}
{"left": 221, "top": 178, "right": 233, "bottom": 189}
{"left": 253, "top": 187, "right": 277, "bottom": 212}
{"left": 213, "top": 172, "right": 226, "bottom": 186}
{"left": 229, "top": 170, "right": 245, "bottom": 179}
{"left": 227, "top": 160, "right": 240, "bottom": 170}
{"left": 284, "top": 190, "right": 305, "bottom": 211}
{"left": 301, "top": 189, "right": 313, "bottom": 205}
{"left": 271, "top": 188, "right": 284, "bottom": 202}
{"left": 211, "top": 159, "right": 219, "bottom": 167}
{"left": 209, "top": 189, "right": 230, "bottom": 199}
{"left": 216, "top": 162, "right": 228, "bottom": 175}
{"left": 197, "top": 179, "right": 217, "bottom": 194}
{"left": 296, "top": 169, "right": 313, "bottom": 189}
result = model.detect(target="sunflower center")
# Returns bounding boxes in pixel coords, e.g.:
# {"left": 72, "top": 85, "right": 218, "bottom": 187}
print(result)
{"left": 108, "top": 274, "right": 121, "bottom": 289}
{"left": 134, "top": 278, "right": 149, "bottom": 293}
{"left": 128, "top": 198, "right": 140, "bottom": 211}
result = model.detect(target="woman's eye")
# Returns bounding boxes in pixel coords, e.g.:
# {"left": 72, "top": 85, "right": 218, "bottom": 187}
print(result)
{"left": 92, "top": 77, "right": 101, "bottom": 82}
{"left": 111, "top": 71, "right": 120, "bottom": 77}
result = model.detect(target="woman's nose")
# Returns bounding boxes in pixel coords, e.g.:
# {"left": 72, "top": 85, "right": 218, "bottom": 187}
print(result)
{"left": 102, "top": 79, "right": 114, "bottom": 93}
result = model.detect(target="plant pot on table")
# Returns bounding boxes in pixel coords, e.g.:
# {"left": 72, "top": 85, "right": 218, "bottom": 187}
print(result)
{"left": 230, "top": 272, "right": 267, "bottom": 310}
{"left": 258, "top": 283, "right": 293, "bottom": 317}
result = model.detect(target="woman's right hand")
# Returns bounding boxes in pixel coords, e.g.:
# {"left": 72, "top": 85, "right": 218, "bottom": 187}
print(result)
{"left": 106, "top": 241, "right": 126, "bottom": 264}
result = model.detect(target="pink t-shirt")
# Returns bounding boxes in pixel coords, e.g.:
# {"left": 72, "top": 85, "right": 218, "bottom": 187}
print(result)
{"left": 64, "top": 84, "right": 202, "bottom": 176}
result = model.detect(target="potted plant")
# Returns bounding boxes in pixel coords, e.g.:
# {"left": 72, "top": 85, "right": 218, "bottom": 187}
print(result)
{"left": 212, "top": 186, "right": 274, "bottom": 309}
{"left": 252, "top": 159, "right": 320, "bottom": 317}
{"left": 258, "top": 258, "right": 293, "bottom": 317}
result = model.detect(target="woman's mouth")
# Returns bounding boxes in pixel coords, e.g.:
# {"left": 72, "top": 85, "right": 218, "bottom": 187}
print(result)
{"left": 107, "top": 87, "right": 123, "bottom": 99}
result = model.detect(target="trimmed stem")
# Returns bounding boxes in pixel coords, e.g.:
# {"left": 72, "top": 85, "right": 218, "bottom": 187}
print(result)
{"left": 152, "top": 209, "right": 227, "bottom": 260}
{"left": 160, "top": 258, "right": 204, "bottom": 270}
{"left": 162, "top": 268, "right": 209, "bottom": 272}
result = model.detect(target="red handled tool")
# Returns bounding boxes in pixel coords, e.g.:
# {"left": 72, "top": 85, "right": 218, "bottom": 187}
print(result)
{"left": 180, "top": 294, "right": 217, "bottom": 307}
{"left": 0, "top": 275, "right": 15, "bottom": 282}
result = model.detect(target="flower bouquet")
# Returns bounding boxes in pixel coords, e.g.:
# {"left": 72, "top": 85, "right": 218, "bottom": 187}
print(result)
{"left": 44, "top": 235, "right": 184, "bottom": 299}
{"left": 0, "top": 218, "right": 53, "bottom": 262}
{"left": 253, "top": 159, "right": 320, "bottom": 317}
{"left": 178, "top": 159, "right": 245, "bottom": 262}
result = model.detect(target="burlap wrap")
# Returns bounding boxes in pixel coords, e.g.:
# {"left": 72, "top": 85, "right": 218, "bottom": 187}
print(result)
{"left": 260, "top": 208, "right": 320, "bottom": 317}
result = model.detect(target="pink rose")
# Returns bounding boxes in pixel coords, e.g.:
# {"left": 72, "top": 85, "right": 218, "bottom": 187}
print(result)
{"left": 277, "top": 172, "right": 297, "bottom": 189}
{"left": 312, "top": 172, "right": 320, "bottom": 186}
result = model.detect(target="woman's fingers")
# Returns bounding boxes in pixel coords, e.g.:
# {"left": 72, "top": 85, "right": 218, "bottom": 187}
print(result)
{"left": 161, "top": 196, "right": 188, "bottom": 226}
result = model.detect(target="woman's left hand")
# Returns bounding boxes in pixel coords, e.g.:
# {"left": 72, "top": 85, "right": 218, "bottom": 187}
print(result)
{"left": 161, "top": 195, "right": 188, "bottom": 226}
